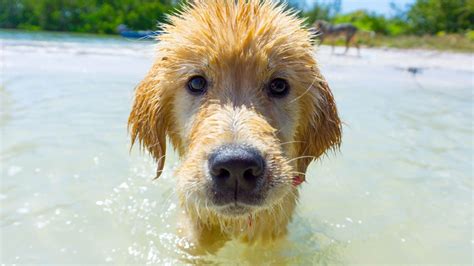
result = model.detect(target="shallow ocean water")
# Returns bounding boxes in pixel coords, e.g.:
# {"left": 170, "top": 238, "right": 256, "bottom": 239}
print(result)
{"left": 0, "top": 30, "right": 472, "bottom": 264}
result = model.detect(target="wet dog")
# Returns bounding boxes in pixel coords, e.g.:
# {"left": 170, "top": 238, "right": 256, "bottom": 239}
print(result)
{"left": 128, "top": 0, "right": 341, "bottom": 253}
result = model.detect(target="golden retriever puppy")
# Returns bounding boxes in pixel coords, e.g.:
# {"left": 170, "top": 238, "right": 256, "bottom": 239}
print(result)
{"left": 128, "top": 0, "right": 341, "bottom": 253}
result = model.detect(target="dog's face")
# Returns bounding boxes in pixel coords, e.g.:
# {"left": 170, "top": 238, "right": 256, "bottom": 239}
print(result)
{"left": 314, "top": 20, "right": 327, "bottom": 31}
{"left": 129, "top": 0, "right": 341, "bottom": 220}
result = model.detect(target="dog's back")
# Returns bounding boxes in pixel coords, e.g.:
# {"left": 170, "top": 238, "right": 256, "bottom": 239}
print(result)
{"left": 313, "top": 20, "right": 360, "bottom": 53}
{"left": 314, "top": 20, "right": 358, "bottom": 38}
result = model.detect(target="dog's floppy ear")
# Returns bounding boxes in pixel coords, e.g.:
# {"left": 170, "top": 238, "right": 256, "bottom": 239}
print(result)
{"left": 128, "top": 63, "right": 169, "bottom": 179}
{"left": 294, "top": 77, "right": 342, "bottom": 177}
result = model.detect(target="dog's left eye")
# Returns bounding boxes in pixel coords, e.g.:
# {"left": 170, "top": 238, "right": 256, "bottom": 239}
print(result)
{"left": 268, "top": 78, "right": 290, "bottom": 98}
{"left": 187, "top": 76, "right": 208, "bottom": 95}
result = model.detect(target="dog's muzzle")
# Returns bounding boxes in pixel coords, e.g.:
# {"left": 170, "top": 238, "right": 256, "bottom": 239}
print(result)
{"left": 208, "top": 144, "right": 266, "bottom": 207}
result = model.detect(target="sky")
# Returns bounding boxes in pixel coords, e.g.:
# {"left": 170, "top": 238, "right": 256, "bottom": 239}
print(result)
{"left": 306, "top": 0, "right": 415, "bottom": 16}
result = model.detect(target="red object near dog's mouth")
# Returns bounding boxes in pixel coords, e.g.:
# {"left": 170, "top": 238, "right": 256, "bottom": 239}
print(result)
{"left": 292, "top": 176, "right": 304, "bottom": 186}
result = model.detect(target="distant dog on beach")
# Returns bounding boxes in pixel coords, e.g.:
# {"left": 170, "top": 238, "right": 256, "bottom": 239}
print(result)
{"left": 313, "top": 20, "right": 362, "bottom": 54}
{"left": 128, "top": 0, "right": 341, "bottom": 254}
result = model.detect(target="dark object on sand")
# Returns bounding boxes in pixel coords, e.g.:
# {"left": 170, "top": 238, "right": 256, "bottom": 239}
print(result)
{"left": 312, "top": 20, "right": 360, "bottom": 54}
{"left": 407, "top": 67, "right": 423, "bottom": 75}
{"left": 117, "top": 24, "right": 157, "bottom": 39}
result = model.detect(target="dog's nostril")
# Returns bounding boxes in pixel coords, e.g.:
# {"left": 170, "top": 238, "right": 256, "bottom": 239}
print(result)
{"left": 216, "top": 168, "right": 230, "bottom": 179}
{"left": 243, "top": 169, "right": 257, "bottom": 181}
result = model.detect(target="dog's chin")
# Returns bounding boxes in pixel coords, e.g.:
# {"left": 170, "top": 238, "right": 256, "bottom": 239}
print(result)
{"left": 213, "top": 204, "right": 256, "bottom": 217}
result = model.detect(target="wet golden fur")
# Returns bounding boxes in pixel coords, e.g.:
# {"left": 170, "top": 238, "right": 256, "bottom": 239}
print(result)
{"left": 128, "top": 0, "right": 341, "bottom": 253}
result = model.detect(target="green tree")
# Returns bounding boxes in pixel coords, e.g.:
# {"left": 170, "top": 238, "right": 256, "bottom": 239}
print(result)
{"left": 303, "top": 0, "right": 341, "bottom": 25}
{"left": 407, "top": 0, "right": 474, "bottom": 34}
{"left": 0, "top": 0, "right": 176, "bottom": 34}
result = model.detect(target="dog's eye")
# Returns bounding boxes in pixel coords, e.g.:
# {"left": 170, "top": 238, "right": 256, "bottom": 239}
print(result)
{"left": 268, "top": 78, "right": 290, "bottom": 98}
{"left": 187, "top": 76, "right": 207, "bottom": 95}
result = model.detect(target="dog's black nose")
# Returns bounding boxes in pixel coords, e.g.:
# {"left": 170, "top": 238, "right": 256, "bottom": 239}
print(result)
{"left": 208, "top": 144, "right": 265, "bottom": 194}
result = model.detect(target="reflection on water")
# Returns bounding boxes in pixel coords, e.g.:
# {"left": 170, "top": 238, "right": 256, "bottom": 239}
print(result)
{"left": 0, "top": 30, "right": 472, "bottom": 264}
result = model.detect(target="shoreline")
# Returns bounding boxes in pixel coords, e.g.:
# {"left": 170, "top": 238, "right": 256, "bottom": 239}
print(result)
{"left": 318, "top": 44, "right": 474, "bottom": 56}
{"left": 323, "top": 34, "right": 474, "bottom": 53}
{"left": 1, "top": 29, "right": 473, "bottom": 54}
{"left": 2, "top": 29, "right": 472, "bottom": 74}
{"left": 315, "top": 45, "right": 473, "bottom": 74}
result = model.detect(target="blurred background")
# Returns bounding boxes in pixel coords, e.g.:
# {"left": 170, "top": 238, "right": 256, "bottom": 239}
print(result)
{"left": 1, "top": 0, "right": 473, "bottom": 51}
{"left": 0, "top": 0, "right": 472, "bottom": 264}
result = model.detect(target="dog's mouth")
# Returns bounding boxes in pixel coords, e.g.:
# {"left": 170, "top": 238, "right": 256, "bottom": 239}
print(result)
{"left": 212, "top": 182, "right": 265, "bottom": 202}
{"left": 213, "top": 202, "right": 254, "bottom": 216}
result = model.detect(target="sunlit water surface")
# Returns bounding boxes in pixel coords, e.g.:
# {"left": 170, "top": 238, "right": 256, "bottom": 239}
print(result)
{"left": 1, "top": 30, "right": 472, "bottom": 264}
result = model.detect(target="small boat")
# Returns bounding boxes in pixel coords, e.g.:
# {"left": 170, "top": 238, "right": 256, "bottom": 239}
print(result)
{"left": 120, "top": 30, "right": 156, "bottom": 39}
{"left": 117, "top": 24, "right": 157, "bottom": 39}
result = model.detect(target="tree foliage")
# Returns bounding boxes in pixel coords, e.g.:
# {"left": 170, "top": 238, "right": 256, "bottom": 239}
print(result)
{"left": 406, "top": 0, "right": 473, "bottom": 34}
{"left": 0, "top": 0, "right": 175, "bottom": 34}
{"left": 302, "top": 0, "right": 341, "bottom": 25}
{"left": 304, "top": 0, "right": 473, "bottom": 36}
{"left": 0, "top": 0, "right": 472, "bottom": 36}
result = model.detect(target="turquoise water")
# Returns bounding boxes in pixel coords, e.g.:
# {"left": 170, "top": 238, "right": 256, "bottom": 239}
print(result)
{"left": 1, "top": 30, "right": 472, "bottom": 264}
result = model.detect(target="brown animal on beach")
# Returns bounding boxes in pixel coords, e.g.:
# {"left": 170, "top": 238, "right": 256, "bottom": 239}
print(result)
{"left": 128, "top": 0, "right": 341, "bottom": 254}
{"left": 313, "top": 20, "right": 361, "bottom": 54}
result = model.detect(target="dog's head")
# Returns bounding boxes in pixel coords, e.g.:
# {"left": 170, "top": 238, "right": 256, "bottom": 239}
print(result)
{"left": 129, "top": 0, "right": 341, "bottom": 220}
{"left": 313, "top": 20, "right": 328, "bottom": 31}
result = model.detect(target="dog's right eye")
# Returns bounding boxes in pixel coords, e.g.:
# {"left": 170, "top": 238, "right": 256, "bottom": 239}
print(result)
{"left": 268, "top": 78, "right": 290, "bottom": 98}
{"left": 187, "top": 76, "right": 207, "bottom": 95}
